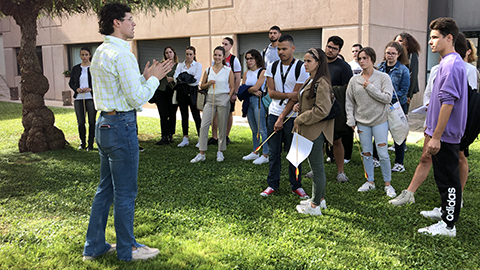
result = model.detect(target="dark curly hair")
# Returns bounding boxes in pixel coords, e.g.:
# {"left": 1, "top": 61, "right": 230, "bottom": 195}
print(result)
{"left": 98, "top": 3, "right": 131, "bottom": 36}
{"left": 245, "top": 49, "right": 265, "bottom": 69}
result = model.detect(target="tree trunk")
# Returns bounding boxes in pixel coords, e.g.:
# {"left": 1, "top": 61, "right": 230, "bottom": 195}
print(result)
{"left": 13, "top": 4, "right": 65, "bottom": 153}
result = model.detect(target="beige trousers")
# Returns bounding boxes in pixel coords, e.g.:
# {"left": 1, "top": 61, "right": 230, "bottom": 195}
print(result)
{"left": 199, "top": 93, "right": 230, "bottom": 151}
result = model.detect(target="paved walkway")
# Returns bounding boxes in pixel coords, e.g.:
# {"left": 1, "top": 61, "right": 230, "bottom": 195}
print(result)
{"left": 0, "top": 77, "right": 425, "bottom": 144}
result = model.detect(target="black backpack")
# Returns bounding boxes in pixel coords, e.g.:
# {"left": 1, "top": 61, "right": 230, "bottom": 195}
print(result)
{"left": 460, "top": 85, "right": 480, "bottom": 149}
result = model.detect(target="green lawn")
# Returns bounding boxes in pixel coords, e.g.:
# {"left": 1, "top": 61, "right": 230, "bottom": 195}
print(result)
{"left": 0, "top": 101, "right": 479, "bottom": 269}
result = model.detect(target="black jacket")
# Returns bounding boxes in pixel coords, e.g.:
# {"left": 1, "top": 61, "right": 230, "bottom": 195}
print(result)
{"left": 68, "top": 64, "right": 92, "bottom": 99}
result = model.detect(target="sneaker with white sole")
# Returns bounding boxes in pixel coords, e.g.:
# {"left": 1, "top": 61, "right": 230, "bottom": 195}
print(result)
{"left": 391, "top": 163, "right": 405, "bottom": 173}
{"left": 292, "top": 187, "right": 309, "bottom": 199}
{"left": 389, "top": 189, "right": 415, "bottom": 206}
{"left": 358, "top": 181, "right": 375, "bottom": 192}
{"left": 83, "top": 244, "right": 116, "bottom": 261}
{"left": 217, "top": 151, "right": 225, "bottom": 162}
{"left": 296, "top": 203, "right": 322, "bottom": 215}
{"left": 131, "top": 246, "right": 160, "bottom": 261}
{"left": 420, "top": 207, "right": 442, "bottom": 221}
{"left": 336, "top": 172, "right": 349, "bottom": 183}
{"left": 260, "top": 187, "right": 275, "bottom": 196}
{"left": 388, "top": 145, "right": 395, "bottom": 151}
{"left": 243, "top": 152, "right": 259, "bottom": 160}
{"left": 177, "top": 137, "right": 189, "bottom": 147}
{"left": 373, "top": 158, "right": 380, "bottom": 168}
{"left": 253, "top": 155, "right": 269, "bottom": 165}
{"left": 305, "top": 170, "right": 314, "bottom": 178}
{"left": 344, "top": 159, "right": 350, "bottom": 164}
{"left": 190, "top": 153, "right": 206, "bottom": 163}
{"left": 384, "top": 185, "right": 396, "bottom": 198}
{"left": 418, "top": 220, "right": 456, "bottom": 237}
{"left": 300, "top": 199, "right": 327, "bottom": 209}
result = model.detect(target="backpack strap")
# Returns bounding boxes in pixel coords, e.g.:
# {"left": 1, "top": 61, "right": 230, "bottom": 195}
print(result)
{"left": 294, "top": 60, "right": 304, "bottom": 80}
{"left": 257, "top": 67, "right": 265, "bottom": 79}
{"left": 262, "top": 46, "right": 269, "bottom": 60}
{"left": 271, "top": 60, "right": 280, "bottom": 77}
{"left": 230, "top": 55, "right": 236, "bottom": 73}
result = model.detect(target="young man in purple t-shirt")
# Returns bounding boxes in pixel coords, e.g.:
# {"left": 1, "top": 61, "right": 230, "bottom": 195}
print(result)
{"left": 418, "top": 17, "right": 468, "bottom": 237}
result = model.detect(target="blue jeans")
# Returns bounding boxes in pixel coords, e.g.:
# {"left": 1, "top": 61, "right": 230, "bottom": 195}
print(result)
{"left": 357, "top": 121, "right": 391, "bottom": 183}
{"left": 83, "top": 111, "right": 144, "bottom": 261}
{"left": 266, "top": 114, "right": 302, "bottom": 191}
{"left": 308, "top": 133, "right": 326, "bottom": 206}
{"left": 246, "top": 95, "right": 269, "bottom": 155}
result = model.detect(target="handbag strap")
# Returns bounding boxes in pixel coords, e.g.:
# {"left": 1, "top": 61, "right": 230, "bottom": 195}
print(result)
{"left": 391, "top": 85, "right": 400, "bottom": 105}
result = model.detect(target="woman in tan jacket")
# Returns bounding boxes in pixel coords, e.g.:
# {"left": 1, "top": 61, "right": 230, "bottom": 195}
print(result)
{"left": 293, "top": 48, "right": 334, "bottom": 216}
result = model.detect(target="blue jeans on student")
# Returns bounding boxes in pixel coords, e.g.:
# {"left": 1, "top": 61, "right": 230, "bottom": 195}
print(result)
{"left": 266, "top": 114, "right": 302, "bottom": 191}
{"left": 357, "top": 121, "right": 391, "bottom": 183}
{"left": 246, "top": 95, "right": 269, "bottom": 155}
{"left": 83, "top": 110, "right": 144, "bottom": 261}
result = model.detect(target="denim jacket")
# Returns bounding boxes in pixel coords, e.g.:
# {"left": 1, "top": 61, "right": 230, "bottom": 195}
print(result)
{"left": 378, "top": 61, "right": 410, "bottom": 105}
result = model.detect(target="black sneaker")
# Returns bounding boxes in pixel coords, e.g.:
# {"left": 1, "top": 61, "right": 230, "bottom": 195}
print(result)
{"left": 207, "top": 137, "right": 218, "bottom": 145}
{"left": 156, "top": 136, "right": 170, "bottom": 145}
{"left": 169, "top": 135, "right": 174, "bottom": 143}
{"left": 226, "top": 136, "right": 231, "bottom": 145}
{"left": 86, "top": 145, "right": 94, "bottom": 151}
{"left": 139, "top": 146, "right": 145, "bottom": 152}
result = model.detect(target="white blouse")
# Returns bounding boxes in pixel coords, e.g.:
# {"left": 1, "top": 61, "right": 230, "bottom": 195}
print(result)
{"left": 206, "top": 66, "right": 231, "bottom": 94}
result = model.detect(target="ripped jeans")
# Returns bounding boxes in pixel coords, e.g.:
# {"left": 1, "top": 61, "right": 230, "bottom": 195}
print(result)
{"left": 357, "top": 121, "right": 391, "bottom": 183}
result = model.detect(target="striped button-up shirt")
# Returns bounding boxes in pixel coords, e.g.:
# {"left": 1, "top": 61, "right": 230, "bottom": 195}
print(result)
{"left": 91, "top": 35, "right": 159, "bottom": 112}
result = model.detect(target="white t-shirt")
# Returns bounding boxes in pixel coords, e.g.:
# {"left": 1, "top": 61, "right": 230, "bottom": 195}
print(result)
{"left": 264, "top": 44, "right": 280, "bottom": 67}
{"left": 265, "top": 59, "right": 309, "bottom": 117}
{"left": 206, "top": 66, "right": 231, "bottom": 94}
{"left": 348, "top": 60, "right": 362, "bottom": 75}
{"left": 76, "top": 65, "right": 93, "bottom": 100}
{"left": 244, "top": 68, "right": 266, "bottom": 90}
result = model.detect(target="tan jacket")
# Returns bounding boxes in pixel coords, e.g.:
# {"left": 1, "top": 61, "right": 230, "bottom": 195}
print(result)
{"left": 295, "top": 76, "right": 335, "bottom": 144}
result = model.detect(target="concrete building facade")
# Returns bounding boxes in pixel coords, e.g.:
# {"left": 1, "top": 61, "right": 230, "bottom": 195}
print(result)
{"left": 0, "top": 0, "right": 435, "bottom": 111}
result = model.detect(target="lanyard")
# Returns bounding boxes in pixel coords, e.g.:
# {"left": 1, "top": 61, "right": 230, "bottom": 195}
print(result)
{"left": 279, "top": 58, "right": 296, "bottom": 93}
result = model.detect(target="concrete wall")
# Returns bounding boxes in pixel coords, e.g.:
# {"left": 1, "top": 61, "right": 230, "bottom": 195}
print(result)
{"left": 0, "top": 0, "right": 429, "bottom": 110}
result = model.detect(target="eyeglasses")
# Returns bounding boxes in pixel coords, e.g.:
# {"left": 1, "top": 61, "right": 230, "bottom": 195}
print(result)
{"left": 245, "top": 57, "right": 254, "bottom": 60}
{"left": 326, "top": 45, "right": 339, "bottom": 51}
{"left": 386, "top": 52, "right": 398, "bottom": 56}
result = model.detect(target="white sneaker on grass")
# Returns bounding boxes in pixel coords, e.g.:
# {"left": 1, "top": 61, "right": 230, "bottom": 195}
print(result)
{"left": 389, "top": 189, "right": 415, "bottom": 206}
{"left": 384, "top": 185, "right": 396, "bottom": 198}
{"left": 305, "top": 171, "right": 314, "bottom": 178}
{"left": 190, "top": 153, "right": 206, "bottom": 163}
{"left": 344, "top": 159, "right": 350, "bottom": 164}
{"left": 217, "top": 151, "right": 225, "bottom": 162}
{"left": 131, "top": 246, "right": 160, "bottom": 261}
{"left": 418, "top": 220, "right": 456, "bottom": 237}
{"left": 336, "top": 172, "right": 349, "bottom": 183}
{"left": 358, "top": 181, "right": 375, "bottom": 192}
{"left": 177, "top": 137, "right": 189, "bottom": 147}
{"left": 300, "top": 199, "right": 327, "bottom": 209}
{"left": 296, "top": 203, "right": 322, "bottom": 216}
{"left": 253, "top": 155, "right": 269, "bottom": 165}
{"left": 388, "top": 145, "right": 395, "bottom": 151}
{"left": 373, "top": 158, "right": 380, "bottom": 168}
{"left": 420, "top": 207, "right": 442, "bottom": 221}
{"left": 83, "top": 244, "right": 116, "bottom": 261}
{"left": 391, "top": 163, "right": 405, "bottom": 172}
{"left": 243, "top": 152, "right": 259, "bottom": 160}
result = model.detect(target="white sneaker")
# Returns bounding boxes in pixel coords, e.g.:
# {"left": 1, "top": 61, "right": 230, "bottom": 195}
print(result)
{"left": 177, "top": 137, "right": 189, "bottom": 147}
{"left": 300, "top": 199, "right": 327, "bottom": 209}
{"left": 358, "top": 181, "right": 375, "bottom": 192}
{"left": 418, "top": 220, "right": 456, "bottom": 237}
{"left": 296, "top": 203, "right": 322, "bottom": 216}
{"left": 131, "top": 246, "right": 160, "bottom": 261}
{"left": 217, "top": 151, "right": 224, "bottom": 162}
{"left": 305, "top": 171, "right": 314, "bottom": 178}
{"left": 389, "top": 189, "right": 415, "bottom": 206}
{"left": 420, "top": 207, "right": 442, "bottom": 221}
{"left": 243, "top": 152, "right": 259, "bottom": 160}
{"left": 83, "top": 244, "right": 116, "bottom": 261}
{"left": 344, "top": 159, "right": 350, "bottom": 164}
{"left": 384, "top": 185, "right": 396, "bottom": 198}
{"left": 195, "top": 142, "right": 200, "bottom": 148}
{"left": 336, "top": 172, "right": 349, "bottom": 183}
{"left": 190, "top": 153, "right": 206, "bottom": 163}
{"left": 253, "top": 155, "right": 269, "bottom": 165}
{"left": 388, "top": 145, "right": 395, "bottom": 151}
{"left": 391, "top": 163, "right": 405, "bottom": 173}
{"left": 373, "top": 158, "right": 380, "bottom": 168}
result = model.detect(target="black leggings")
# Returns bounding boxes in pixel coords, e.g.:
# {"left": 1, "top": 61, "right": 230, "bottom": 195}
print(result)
{"left": 155, "top": 88, "right": 178, "bottom": 137}
{"left": 74, "top": 99, "right": 97, "bottom": 146}
{"left": 176, "top": 87, "right": 201, "bottom": 136}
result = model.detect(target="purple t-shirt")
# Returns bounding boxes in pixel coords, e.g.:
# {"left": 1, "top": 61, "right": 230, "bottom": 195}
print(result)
{"left": 425, "top": 52, "right": 468, "bottom": 144}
